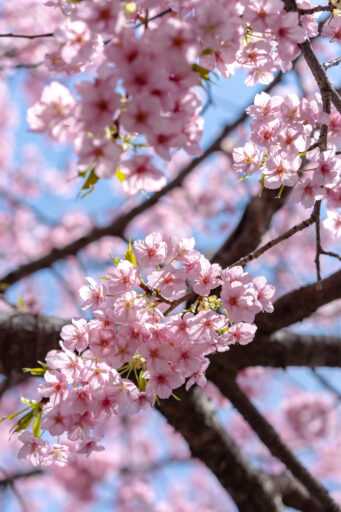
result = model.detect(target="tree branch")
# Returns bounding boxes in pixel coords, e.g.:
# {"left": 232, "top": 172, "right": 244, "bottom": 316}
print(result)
{"left": 256, "top": 269, "right": 341, "bottom": 335}
{"left": 159, "top": 387, "right": 283, "bottom": 512}
{"left": 210, "top": 331, "right": 341, "bottom": 371}
{"left": 211, "top": 376, "right": 340, "bottom": 511}
{"left": 284, "top": 0, "right": 341, "bottom": 114}
{"left": 231, "top": 203, "right": 317, "bottom": 268}
{"left": 0, "top": 33, "right": 54, "bottom": 39}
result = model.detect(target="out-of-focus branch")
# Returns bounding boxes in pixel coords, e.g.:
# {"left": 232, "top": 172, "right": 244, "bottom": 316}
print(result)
{"left": 270, "top": 472, "right": 323, "bottom": 512}
{"left": 213, "top": 331, "right": 341, "bottom": 371}
{"left": 0, "top": 468, "right": 42, "bottom": 487}
{"left": 256, "top": 269, "right": 341, "bottom": 335}
{"left": 0, "top": 312, "right": 66, "bottom": 382}
{"left": 211, "top": 376, "right": 340, "bottom": 512}
{"left": 159, "top": 387, "right": 283, "bottom": 512}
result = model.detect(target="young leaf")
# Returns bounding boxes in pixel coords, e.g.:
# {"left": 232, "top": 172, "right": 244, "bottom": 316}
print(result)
{"left": 115, "top": 168, "right": 126, "bottom": 183}
{"left": 125, "top": 239, "right": 137, "bottom": 266}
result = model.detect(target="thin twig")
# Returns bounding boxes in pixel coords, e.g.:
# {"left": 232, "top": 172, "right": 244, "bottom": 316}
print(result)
{"left": 320, "top": 249, "right": 341, "bottom": 262}
{"left": 136, "top": 8, "right": 172, "bottom": 28}
{"left": 311, "top": 368, "right": 341, "bottom": 402}
{"left": 232, "top": 206, "right": 318, "bottom": 267}
{"left": 315, "top": 200, "right": 322, "bottom": 281}
{"left": 0, "top": 33, "right": 54, "bottom": 39}
{"left": 298, "top": 4, "right": 334, "bottom": 15}
{"left": 323, "top": 56, "right": 341, "bottom": 70}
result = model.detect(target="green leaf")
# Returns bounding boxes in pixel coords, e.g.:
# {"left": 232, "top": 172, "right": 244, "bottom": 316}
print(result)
{"left": 238, "top": 174, "right": 250, "bottom": 182}
{"left": 125, "top": 239, "right": 137, "bottom": 266}
{"left": 192, "top": 63, "right": 211, "bottom": 81}
{"left": 11, "top": 410, "right": 34, "bottom": 434}
{"left": 23, "top": 367, "right": 46, "bottom": 376}
{"left": 201, "top": 48, "right": 214, "bottom": 56}
{"left": 80, "top": 168, "right": 99, "bottom": 196}
{"left": 276, "top": 185, "right": 285, "bottom": 199}
{"left": 115, "top": 168, "right": 126, "bottom": 183}
{"left": 20, "top": 397, "right": 37, "bottom": 407}
{"left": 0, "top": 408, "right": 29, "bottom": 424}
{"left": 33, "top": 411, "right": 42, "bottom": 438}
{"left": 110, "top": 255, "right": 121, "bottom": 266}
{"left": 258, "top": 174, "right": 265, "bottom": 198}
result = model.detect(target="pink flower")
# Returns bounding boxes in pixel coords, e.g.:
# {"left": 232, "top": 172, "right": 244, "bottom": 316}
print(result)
{"left": 322, "top": 16, "right": 341, "bottom": 44}
{"left": 323, "top": 211, "right": 341, "bottom": 238}
{"left": 264, "top": 154, "right": 300, "bottom": 189}
{"left": 46, "top": 444, "right": 71, "bottom": 466}
{"left": 38, "top": 370, "right": 68, "bottom": 402}
{"left": 120, "top": 95, "right": 162, "bottom": 137}
{"left": 144, "top": 366, "right": 184, "bottom": 399}
{"left": 283, "top": 392, "right": 335, "bottom": 444}
{"left": 291, "top": 177, "right": 324, "bottom": 208}
{"left": 77, "top": 73, "right": 120, "bottom": 135}
{"left": 146, "top": 118, "right": 184, "bottom": 160}
{"left": 133, "top": 232, "right": 167, "bottom": 269}
{"left": 120, "top": 155, "right": 166, "bottom": 195}
{"left": 221, "top": 282, "right": 256, "bottom": 323}
{"left": 313, "top": 149, "right": 341, "bottom": 187}
{"left": 27, "top": 82, "right": 77, "bottom": 142}
{"left": 55, "top": 19, "right": 103, "bottom": 67}
{"left": 243, "top": 0, "right": 283, "bottom": 32}
{"left": 272, "top": 12, "right": 305, "bottom": 50}
{"left": 73, "top": 0, "right": 122, "bottom": 36}
{"left": 168, "top": 236, "right": 200, "bottom": 265}
{"left": 17, "top": 431, "right": 49, "bottom": 466}
{"left": 224, "top": 322, "right": 257, "bottom": 346}
{"left": 105, "top": 260, "right": 140, "bottom": 295}
{"left": 252, "top": 276, "right": 275, "bottom": 313}
{"left": 41, "top": 403, "right": 70, "bottom": 436}
{"left": 221, "top": 266, "right": 252, "bottom": 286}
{"left": 147, "top": 265, "right": 187, "bottom": 300}
{"left": 188, "top": 256, "right": 222, "bottom": 296}
{"left": 76, "top": 135, "right": 121, "bottom": 179}
{"left": 233, "top": 142, "right": 263, "bottom": 175}
{"left": 79, "top": 277, "right": 105, "bottom": 311}
{"left": 60, "top": 318, "right": 89, "bottom": 352}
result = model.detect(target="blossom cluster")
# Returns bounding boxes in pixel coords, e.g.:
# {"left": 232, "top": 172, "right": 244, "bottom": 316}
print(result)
{"left": 15, "top": 232, "right": 274, "bottom": 466}
{"left": 233, "top": 91, "right": 341, "bottom": 215}
{"left": 26, "top": 0, "right": 315, "bottom": 194}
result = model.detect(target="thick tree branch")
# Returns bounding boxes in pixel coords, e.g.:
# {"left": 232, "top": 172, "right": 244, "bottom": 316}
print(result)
{"left": 0, "top": 312, "right": 66, "bottom": 381}
{"left": 256, "top": 269, "right": 341, "bottom": 335}
{"left": 213, "top": 331, "right": 341, "bottom": 371}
